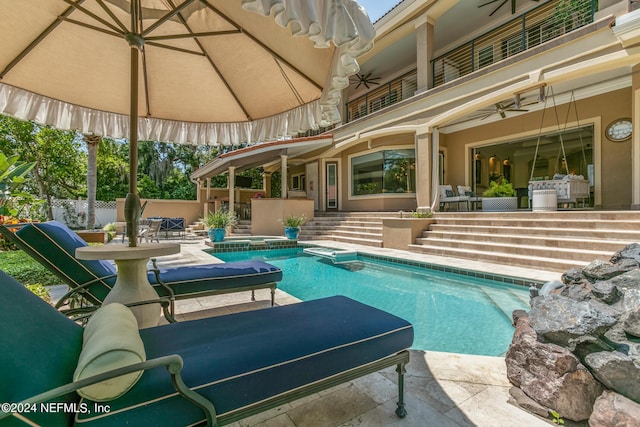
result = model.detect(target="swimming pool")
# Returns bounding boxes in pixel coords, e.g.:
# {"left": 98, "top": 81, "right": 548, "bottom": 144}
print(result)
{"left": 213, "top": 248, "right": 531, "bottom": 356}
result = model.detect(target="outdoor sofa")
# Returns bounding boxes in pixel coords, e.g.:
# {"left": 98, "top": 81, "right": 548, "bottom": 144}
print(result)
{"left": 0, "top": 221, "right": 282, "bottom": 321}
{"left": 0, "top": 270, "right": 413, "bottom": 426}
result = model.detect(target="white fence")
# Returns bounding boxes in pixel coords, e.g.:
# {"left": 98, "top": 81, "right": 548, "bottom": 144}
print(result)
{"left": 51, "top": 199, "right": 117, "bottom": 228}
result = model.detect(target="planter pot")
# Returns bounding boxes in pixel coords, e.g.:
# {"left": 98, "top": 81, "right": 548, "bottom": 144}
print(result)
{"left": 208, "top": 228, "right": 226, "bottom": 242}
{"left": 284, "top": 226, "right": 300, "bottom": 240}
{"left": 382, "top": 218, "right": 435, "bottom": 250}
{"left": 482, "top": 197, "right": 518, "bottom": 212}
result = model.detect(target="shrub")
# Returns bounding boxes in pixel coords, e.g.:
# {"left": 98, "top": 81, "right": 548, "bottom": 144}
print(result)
{"left": 482, "top": 178, "right": 516, "bottom": 197}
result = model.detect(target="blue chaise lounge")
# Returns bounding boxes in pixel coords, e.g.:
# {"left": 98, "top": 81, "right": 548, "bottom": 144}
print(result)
{"left": 0, "top": 270, "right": 413, "bottom": 426}
{"left": 0, "top": 221, "right": 282, "bottom": 320}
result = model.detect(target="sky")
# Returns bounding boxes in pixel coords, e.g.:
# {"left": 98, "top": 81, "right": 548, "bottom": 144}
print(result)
{"left": 357, "top": 0, "right": 401, "bottom": 22}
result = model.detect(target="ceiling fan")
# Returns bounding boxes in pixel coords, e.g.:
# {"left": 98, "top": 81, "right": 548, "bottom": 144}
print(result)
{"left": 350, "top": 72, "right": 381, "bottom": 89}
{"left": 478, "top": 0, "right": 539, "bottom": 17}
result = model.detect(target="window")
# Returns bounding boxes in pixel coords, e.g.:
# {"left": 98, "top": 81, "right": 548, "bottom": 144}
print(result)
{"left": 352, "top": 149, "right": 416, "bottom": 196}
{"left": 291, "top": 173, "right": 305, "bottom": 191}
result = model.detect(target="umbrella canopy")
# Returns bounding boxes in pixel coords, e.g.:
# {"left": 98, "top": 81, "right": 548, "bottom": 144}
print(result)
{"left": 0, "top": 0, "right": 374, "bottom": 145}
{"left": 0, "top": 0, "right": 374, "bottom": 245}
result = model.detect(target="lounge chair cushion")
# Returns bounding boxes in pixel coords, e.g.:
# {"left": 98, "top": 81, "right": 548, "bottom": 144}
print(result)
{"left": 148, "top": 261, "right": 283, "bottom": 297}
{"left": 16, "top": 221, "right": 117, "bottom": 302}
{"left": 0, "top": 270, "right": 83, "bottom": 427}
{"left": 12, "top": 221, "right": 282, "bottom": 303}
{"left": 74, "top": 303, "right": 146, "bottom": 402}
{"left": 75, "top": 296, "right": 414, "bottom": 426}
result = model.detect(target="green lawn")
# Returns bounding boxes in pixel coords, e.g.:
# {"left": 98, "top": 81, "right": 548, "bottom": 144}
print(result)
{"left": 0, "top": 250, "right": 61, "bottom": 287}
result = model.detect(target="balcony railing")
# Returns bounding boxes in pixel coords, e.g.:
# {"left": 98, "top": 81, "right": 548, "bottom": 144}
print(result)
{"left": 345, "top": 70, "right": 417, "bottom": 123}
{"left": 431, "top": 0, "right": 596, "bottom": 87}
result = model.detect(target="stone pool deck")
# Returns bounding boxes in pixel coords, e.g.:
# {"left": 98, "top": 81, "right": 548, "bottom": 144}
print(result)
{"left": 55, "top": 237, "right": 559, "bottom": 426}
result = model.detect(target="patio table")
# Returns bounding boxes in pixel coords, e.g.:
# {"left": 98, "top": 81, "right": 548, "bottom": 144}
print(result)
{"left": 75, "top": 243, "right": 180, "bottom": 328}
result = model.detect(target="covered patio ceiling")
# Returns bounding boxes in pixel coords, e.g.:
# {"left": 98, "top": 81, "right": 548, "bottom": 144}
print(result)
{"left": 190, "top": 134, "right": 333, "bottom": 181}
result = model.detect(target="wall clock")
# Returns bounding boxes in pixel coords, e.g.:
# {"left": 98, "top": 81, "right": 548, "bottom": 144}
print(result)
{"left": 606, "top": 118, "right": 632, "bottom": 142}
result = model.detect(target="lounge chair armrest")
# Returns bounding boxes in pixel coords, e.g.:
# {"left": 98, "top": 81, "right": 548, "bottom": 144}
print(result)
{"left": 61, "top": 297, "right": 176, "bottom": 323}
{"left": 54, "top": 273, "right": 119, "bottom": 309}
{"left": 0, "top": 355, "right": 217, "bottom": 426}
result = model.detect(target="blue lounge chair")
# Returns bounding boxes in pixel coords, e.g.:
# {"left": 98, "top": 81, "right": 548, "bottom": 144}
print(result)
{"left": 0, "top": 221, "right": 282, "bottom": 321}
{"left": 0, "top": 270, "right": 413, "bottom": 426}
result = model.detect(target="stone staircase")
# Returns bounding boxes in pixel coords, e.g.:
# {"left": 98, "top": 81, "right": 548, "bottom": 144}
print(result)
{"left": 298, "top": 212, "right": 399, "bottom": 247}
{"left": 411, "top": 211, "right": 640, "bottom": 272}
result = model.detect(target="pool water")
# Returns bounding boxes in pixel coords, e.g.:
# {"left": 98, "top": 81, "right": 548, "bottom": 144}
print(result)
{"left": 214, "top": 248, "right": 530, "bottom": 356}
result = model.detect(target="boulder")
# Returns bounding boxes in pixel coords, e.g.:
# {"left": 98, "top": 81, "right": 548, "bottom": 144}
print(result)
{"left": 508, "top": 387, "right": 549, "bottom": 418}
{"left": 562, "top": 267, "right": 588, "bottom": 285}
{"left": 529, "top": 295, "right": 617, "bottom": 349}
{"left": 506, "top": 318, "right": 603, "bottom": 421}
{"left": 561, "top": 281, "right": 592, "bottom": 302}
{"left": 610, "top": 243, "right": 640, "bottom": 265}
{"left": 603, "top": 325, "right": 640, "bottom": 358}
{"left": 589, "top": 390, "right": 640, "bottom": 427}
{"left": 512, "top": 309, "right": 528, "bottom": 327}
{"left": 606, "top": 270, "right": 640, "bottom": 296}
{"left": 591, "top": 280, "right": 620, "bottom": 304}
{"left": 622, "top": 307, "right": 640, "bottom": 338}
{"left": 582, "top": 259, "right": 631, "bottom": 282}
{"left": 584, "top": 351, "right": 640, "bottom": 403}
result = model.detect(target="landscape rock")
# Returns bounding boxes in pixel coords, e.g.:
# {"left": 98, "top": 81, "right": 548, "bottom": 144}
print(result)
{"left": 508, "top": 387, "right": 549, "bottom": 417}
{"left": 561, "top": 281, "right": 592, "bottom": 301}
{"left": 622, "top": 289, "right": 640, "bottom": 313}
{"left": 584, "top": 351, "right": 640, "bottom": 403}
{"left": 506, "top": 318, "right": 603, "bottom": 421}
{"left": 529, "top": 295, "right": 617, "bottom": 349}
{"left": 610, "top": 243, "right": 640, "bottom": 265}
{"left": 561, "top": 267, "right": 587, "bottom": 285}
{"left": 589, "top": 390, "right": 640, "bottom": 427}
{"left": 622, "top": 307, "right": 640, "bottom": 338}
{"left": 582, "top": 259, "right": 630, "bottom": 282}
{"left": 603, "top": 325, "right": 640, "bottom": 357}
{"left": 591, "top": 280, "right": 620, "bottom": 304}
{"left": 512, "top": 309, "right": 528, "bottom": 326}
{"left": 606, "top": 269, "right": 640, "bottom": 296}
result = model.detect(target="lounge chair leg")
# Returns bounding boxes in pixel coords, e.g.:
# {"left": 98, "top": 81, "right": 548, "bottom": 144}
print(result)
{"left": 395, "top": 362, "right": 407, "bottom": 418}
{"left": 251, "top": 290, "right": 256, "bottom": 301}
{"left": 270, "top": 285, "right": 275, "bottom": 306}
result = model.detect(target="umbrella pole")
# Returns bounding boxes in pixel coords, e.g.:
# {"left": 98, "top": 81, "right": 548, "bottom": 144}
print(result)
{"left": 125, "top": 14, "right": 141, "bottom": 247}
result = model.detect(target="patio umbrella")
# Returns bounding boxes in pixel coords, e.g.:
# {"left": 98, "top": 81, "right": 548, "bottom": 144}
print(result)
{"left": 0, "top": 0, "right": 374, "bottom": 245}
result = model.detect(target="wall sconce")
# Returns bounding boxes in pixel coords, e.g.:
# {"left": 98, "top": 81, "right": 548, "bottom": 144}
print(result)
{"left": 503, "top": 157, "right": 511, "bottom": 165}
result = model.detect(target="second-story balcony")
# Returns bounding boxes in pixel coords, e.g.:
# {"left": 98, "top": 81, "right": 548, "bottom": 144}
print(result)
{"left": 432, "top": 0, "right": 597, "bottom": 87}
{"left": 345, "top": 70, "right": 417, "bottom": 123}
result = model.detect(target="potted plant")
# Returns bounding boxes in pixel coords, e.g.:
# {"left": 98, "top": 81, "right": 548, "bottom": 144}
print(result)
{"left": 281, "top": 213, "right": 307, "bottom": 240}
{"left": 482, "top": 178, "right": 518, "bottom": 211}
{"left": 203, "top": 209, "right": 238, "bottom": 242}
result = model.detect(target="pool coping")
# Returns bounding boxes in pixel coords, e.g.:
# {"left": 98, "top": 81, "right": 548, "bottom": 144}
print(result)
{"left": 206, "top": 240, "right": 550, "bottom": 288}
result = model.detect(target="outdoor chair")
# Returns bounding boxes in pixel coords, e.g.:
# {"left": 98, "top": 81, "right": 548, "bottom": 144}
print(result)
{"left": 0, "top": 221, "right": 282, "bottom": 321}
{"left": 0, "top": 270, "right": 413, "bottom": 427}
{"left": 438, "top": 185, "right": 470, "bottom": 211}
{"left": 457, "top": 185, "right": 482, "bottom": 210}
{"left": 138, "top": 218, "right": 163, "bottom": 243}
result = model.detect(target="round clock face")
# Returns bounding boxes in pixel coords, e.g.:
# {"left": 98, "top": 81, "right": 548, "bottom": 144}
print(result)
{"left": 606, "top": 118, "right": 632, "bottom": 142}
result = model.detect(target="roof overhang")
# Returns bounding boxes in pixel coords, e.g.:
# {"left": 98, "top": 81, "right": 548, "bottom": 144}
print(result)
{"left": 191, "top": 134, "right": 333, "bottom": 181}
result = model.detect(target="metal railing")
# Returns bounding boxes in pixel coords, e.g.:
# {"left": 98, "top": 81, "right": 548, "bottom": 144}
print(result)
{"left": 431, "top": 0, "right": 596, "bottom": 87}
{"left": 345, "top": 70, "right": 417, "bottom": 123}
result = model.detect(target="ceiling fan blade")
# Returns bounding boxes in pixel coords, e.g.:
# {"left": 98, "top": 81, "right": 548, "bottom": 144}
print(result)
{"left": 490, "top": 0, "right": 508, "bottom": 16}
{"left": 511, "top": 0, "right": 516, "bottom": 14}
{"left": 500, "top": 111, "right": 507, "bottom": 119}
{"left": 507, "top": 108, "right": 529, "bottom": 112}
{"left": 478, "top": 0, "right": 500, "bottom": 7}
{"left": 479, "top": 112, "right": 495, "bottom": 120}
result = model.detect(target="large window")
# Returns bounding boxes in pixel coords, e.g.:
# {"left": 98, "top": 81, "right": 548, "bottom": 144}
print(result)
{"left": 352, "top": 149, "right": 416, "bottom": 195}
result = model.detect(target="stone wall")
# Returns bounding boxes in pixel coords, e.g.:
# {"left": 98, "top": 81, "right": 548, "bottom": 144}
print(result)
{"left": 505, "top": 243, "right": 640, "bottom": 424}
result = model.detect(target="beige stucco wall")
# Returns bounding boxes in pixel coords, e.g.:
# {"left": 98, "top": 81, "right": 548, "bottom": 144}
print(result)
{"left": 337, "top": 134, "right": 418, "bottom": 212}
{"left": 251, "top": 198, "right": 314, "bottom": 235}
{"left": 441, "top": 89, "right": 632, "bottom": 209}
{"left": 116, "top": 198, "right": 202, "bottom": 224}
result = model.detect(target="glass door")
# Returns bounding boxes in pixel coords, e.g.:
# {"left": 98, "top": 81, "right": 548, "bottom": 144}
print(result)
{"left": 326, "top": 162, "right": 338, "bottom": 210}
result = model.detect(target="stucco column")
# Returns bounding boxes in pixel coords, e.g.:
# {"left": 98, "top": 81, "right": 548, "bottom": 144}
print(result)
{"left": 415, "top": 131, "right": 432, "bottom": 209}
{"left": 632, "top": 64, "right": 640, "bottom": 209}
{"left": 280, "top": 154, "right": 288, "bottom": 199}
{"left": 415, "top": 14, "right": 435, "bottom": 92}
{"left": 262, "top": 172, "right": 271, "bottom": 197}
{"left": 228, "top": 166, "right": 236, "bottom": 213}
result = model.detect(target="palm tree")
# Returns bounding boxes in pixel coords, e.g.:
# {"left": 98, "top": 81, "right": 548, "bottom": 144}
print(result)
{"left": 84, "top": 134, "right": 101, "bottom": 229}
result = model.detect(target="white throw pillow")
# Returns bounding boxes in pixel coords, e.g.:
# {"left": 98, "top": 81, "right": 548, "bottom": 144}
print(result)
{"left": 74, "top": 303, "right": 146, "bottom": 402}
